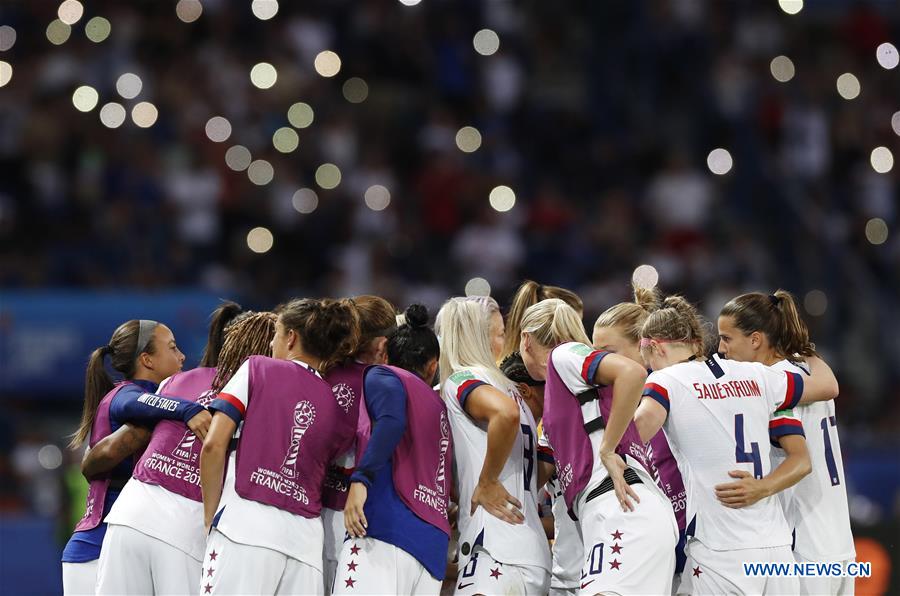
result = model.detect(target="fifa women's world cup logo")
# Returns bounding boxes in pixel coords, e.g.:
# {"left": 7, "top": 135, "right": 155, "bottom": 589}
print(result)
{"left": 332, "top": 383, "right": 355, "bottom": 414}
{"left": 281, "top": 400, "right": 316, "bottom": 479}
{"left": 172, "top": 390, "right": 216, "bottom": 462}
{"left": 435, "top": 412, "right": 450, "bottom": 496}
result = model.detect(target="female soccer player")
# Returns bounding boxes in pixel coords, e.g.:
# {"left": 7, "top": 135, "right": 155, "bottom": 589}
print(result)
{"left": 633, "top": 295, "right": 837, "bottom": 595}
{"left": 718, "top": 290, "right": 855, "bottom": 596}
{"left": 435, "top": 296, "right": 551, "bottom": 595}
{"left": 61, "top": 319, "right": 210, "bottom": 595}
{"left": 334, "top": 304, "right": 450, "bottom": 594}
{"left": 593, "top": 284, "right": 689, "bottom": 590}
{"left": 95, "top": 309, "right": 276, "bottom": 595}
{"left": 499, "top": 279, "right": 584, "bottom": 596}
{"left": 501, "top": 280, "right": 584, "bottom": 362}
{"left": 321, "top": 294, "right": 397, "bottom": 593}
{"left": 199, "top": 298, "right": 360, "bottom": 595}
{"left": 519, "top": 298, "right": 678, "bottom": 596}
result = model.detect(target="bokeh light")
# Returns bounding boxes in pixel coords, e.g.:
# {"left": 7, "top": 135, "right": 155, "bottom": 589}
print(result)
{"left": 251, "top": 0, "right": 279, "bottom": 21}
{"left": 398, "top": 0, "right": 421, "bottom": 5}
{"left": 292, "top": 189, "right": 319, "bottom": 214}
{"left": 865, "top": 218, "right": 889, "bottom": 245}
{"left": 72, "top": 85, "right": 99, "bottom": 112}
{"left": 455, "top": 126, "right": 482, "bottom": 153}
{"left": 131, "top": 102, "right": 158, "bottom": 128}
{"left": 84, "top": 17, "right": 111, "bottom": 43}
{"left": 769, "top": 55, "right": 795, "bottom": 83}
{"left": 364, "top": 185, "right": 391, "bottom": 211}
{"left": 272, "top": 127, "right": 299, "bottom": 153}
{"left": 804, "top": 290, "right": 828, "bottom": 317}
{"left": 205, "top": 117, "right": 232, "bottom": 143}
{"left": 247, "top": 227, "right": 274, "bottom": 254}
{"left": 315, "top": 163, "right": 342, "bottom": 189}
{"left": 836, "top": 73, "right": 860, "bottom": 100}
{"left": 247, "top": 160, "right": 274, "bottom": 185}
{"left": 473, "top": 29, "right": 500, "bottom": 56}
{"left": 0, "top": 26, "right": 17, "bottom": 51}
{"left": 314, "top": 51, "right": 341, "bottom": 78}
{"left": 287, "top": 102, "right": 314, "bottom": 129}
{"left": 46, "top": 20, "right": 72, "bottom": 45}
{"left": 778, "top": 0, "right": 803, "bottom": 15}
{"left": 116, "top": 73, "right": 143, "bottom": 99}
{"left": 225, "top": 146, "right": 252, "bottom": 171}
{"left": 892, "top": 111, "right": 900, "bottom": 137}
{"left": 876, "top": 43, "right": 899, "bottom": 70}
{"left": 99, "top": 103, "right": 126, "bottom": 128}
{"left": 488, "top": 185, "right": 516, "bottom": 212}
{"left": 870, "top": 147, "right": 894, "bottom": 174}
{"left": 465, "top": 277, "right": 491, "bottom": 297}
{"left": 342, "top": 78, "right": 369, "bottom": 104}
{"left": 58, "top": 1, "right": 84, "bottom": 26}
{"left": 175, "top": 0, "right": 203, "bottom": 23}
{"left": 250, "top": 62, "right": 277, "bottom": 89}
{"left": 0, "top": 61, "right": 12, "bottom": 88}
{"left": 38, "top": 445, "right": 63, "bottom": 470}
{"left": 707, "top": 148, "right": 733, "bottom": 175}
{"left": 632, "top": 265, "right": 659, "bottom": 289}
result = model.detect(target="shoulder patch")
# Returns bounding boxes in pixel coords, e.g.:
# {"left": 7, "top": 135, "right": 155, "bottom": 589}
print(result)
{"left": 774, "top": 408, "right": 794, "bottom": 417}
{"left": 449, "top": 370, "right": 477, "bottom": 385}
{"left": 567, "top": 343, "right": 593, "bottom": 357}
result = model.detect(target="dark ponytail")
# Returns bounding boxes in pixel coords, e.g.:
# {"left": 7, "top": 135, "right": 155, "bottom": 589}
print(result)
{"left": 200, "top": 301, "right": 244, "bottom": 368}
{"left": 721, "top": 290, "right": 816, "bottom": 360}
{"left": 387, "top": 304, "right": 440, "bottom": 379}
{"left": 70, "top": 319, "right": 158, "bottom": 449}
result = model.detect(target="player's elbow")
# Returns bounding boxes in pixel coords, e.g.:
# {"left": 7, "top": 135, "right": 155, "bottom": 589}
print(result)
{"left": 200, "top": 436, "right": 227, "bottom": 461}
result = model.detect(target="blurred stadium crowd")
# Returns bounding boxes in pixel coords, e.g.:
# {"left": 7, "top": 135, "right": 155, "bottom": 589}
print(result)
{"left": 0, "top": 0, "right": 898, "bottom": 587}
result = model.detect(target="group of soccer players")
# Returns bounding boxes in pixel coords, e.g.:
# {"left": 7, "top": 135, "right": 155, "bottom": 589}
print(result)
{"left": 60, "top": 280, "right": 855, "bottom": 595}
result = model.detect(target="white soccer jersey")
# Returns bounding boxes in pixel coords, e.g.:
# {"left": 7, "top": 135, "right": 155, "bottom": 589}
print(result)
{"left": 770, "top": 359, "right": 855, "bottom": 561}
{"left": 442, "top": 368, "right": 550, "bottom": 571}
{"left": 538, "top": 433, "right": 582, "bottom": 591}
{"left": 642, "top": 355, "right": 805, "bottom": 551}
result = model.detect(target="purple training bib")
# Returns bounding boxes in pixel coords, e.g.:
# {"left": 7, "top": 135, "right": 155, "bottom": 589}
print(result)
{"left": 321, "top": 361, "right": 365, "bottom": 510}
{"left": 74, "top": 382, "right": 132, "bottom": 532}
{"left": 233, "top": 356, "right": 357, "bottom": 518}
{"left": 132, "top": 367, "right": 216, "bottom": 502}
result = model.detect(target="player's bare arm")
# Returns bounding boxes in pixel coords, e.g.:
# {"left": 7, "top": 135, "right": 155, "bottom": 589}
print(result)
{"left": 798, "top": 356, "right": 839, "bottom": 405}
{"left": 81, "top": 423, "right": 152, "bottom": 480}
{"left": 634, "top": 397, "right": 667, "bottom": 445}
{"left": 715, "top": 434, "right": 811, "bottom": 509}
{"left": 537, "top": 459, "right": 555, "bottom": 490}
{"left": 199, "top": 411, "right": 236, "bottom": 531}
{"left": 344, "top": 481, "right": 368, "bottom": 538}
{"left": 464, "top": 384, "right": 525, "bottom": 525}
{"left": 595, "top": 353, "right": 648, "bottom": 511}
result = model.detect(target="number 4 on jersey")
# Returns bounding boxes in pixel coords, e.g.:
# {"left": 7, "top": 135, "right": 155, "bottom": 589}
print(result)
{"left": 733, "top": 414, "right": 762, "bottom": 479}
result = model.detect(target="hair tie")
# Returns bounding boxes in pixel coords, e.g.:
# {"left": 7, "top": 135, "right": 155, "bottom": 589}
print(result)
{"left": 768, "top": 294, "right": 780, "bottom": 307}
{"left": 536, "top": 283, "right": 545, "bottom": 298}
{"left": 104, "top": 344, "right": 115, "bottom": 355}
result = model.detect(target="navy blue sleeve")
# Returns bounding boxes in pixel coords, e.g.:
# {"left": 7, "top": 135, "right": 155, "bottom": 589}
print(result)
{"left": 350, "top": 366, "right": 407, "bottom": 488}
{"left": 109, "top": 385, "right": 205, "bottom": 426}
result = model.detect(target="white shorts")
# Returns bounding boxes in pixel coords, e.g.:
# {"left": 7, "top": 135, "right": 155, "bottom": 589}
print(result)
{"left": 331, "top": 537, "right": 440, "bottom": 595}
{"left": 549, "top": 587, "right": 577, "bottom": 596}
{"left": 323, "top": 508, "right": 347, "bottom": 594}
{"left": 62, "top": 560, "right": 98, "bottom": 596}
{"left": 795, "top": 553, "right": 855, "bottom": 596}
{"left": 203, "top": 528, "right": 323, "bottom": 595}
{"left": 96, "top": 524, "right": 200, "bottom": 595}
{"left": 453, "top": 547, "right": 549, "bottom": 596}
{"left": 681, "top": 538, "right": 798, "bottom": 596}
{"left": 577, "top": 482, "right": 677, "bottom": 596}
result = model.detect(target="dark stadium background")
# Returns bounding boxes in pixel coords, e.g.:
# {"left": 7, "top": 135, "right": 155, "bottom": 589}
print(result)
{"left": 0, "top": 1, "right": 897, "bottom": 593}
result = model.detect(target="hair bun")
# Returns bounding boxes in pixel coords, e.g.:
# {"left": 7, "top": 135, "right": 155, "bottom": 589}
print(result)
{"left": 404, "top": 304, "right": 429, "bottom": 329}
